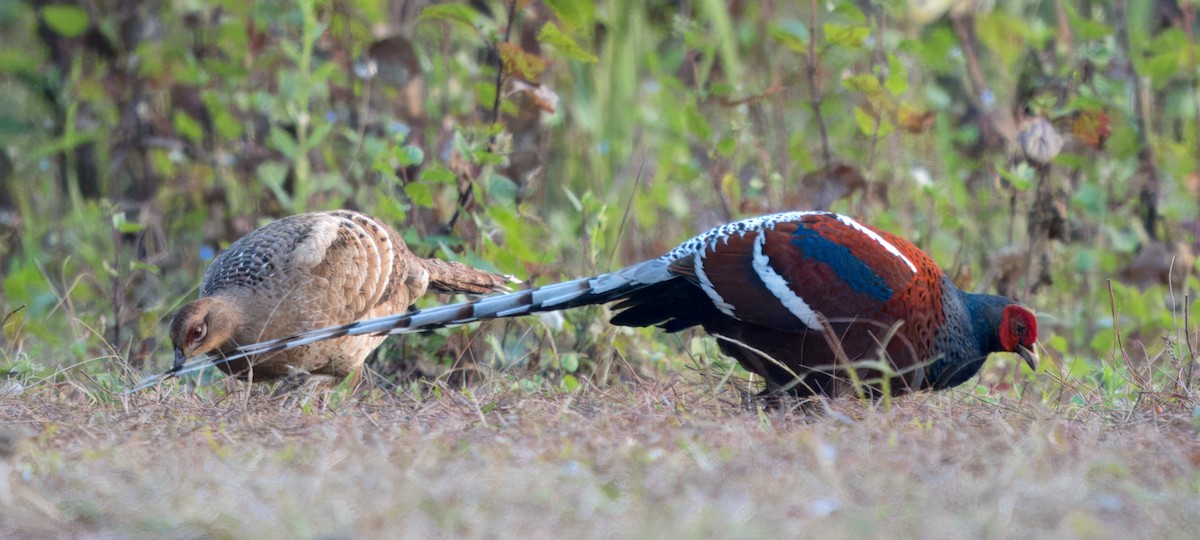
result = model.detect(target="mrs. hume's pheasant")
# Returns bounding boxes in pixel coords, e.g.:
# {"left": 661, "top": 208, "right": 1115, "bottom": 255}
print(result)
{"left": 168, "top": 210, "right": 515, "bottom": 385}
{"left": 168, "top": 211, "right": 1038, "bottom": 397}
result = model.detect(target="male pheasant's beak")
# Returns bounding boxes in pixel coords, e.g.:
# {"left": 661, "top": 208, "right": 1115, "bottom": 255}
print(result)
{"left": 1016, "top": 345, "right": 1038, "bottom": 373}
{"left": 173, "top": 347, "right": 187, "bottom": 372}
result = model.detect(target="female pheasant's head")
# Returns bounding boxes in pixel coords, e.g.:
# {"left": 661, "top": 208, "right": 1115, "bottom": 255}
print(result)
{"left": 999, "top": 304, "right": 1039, "bottom": 371}
{"left": 169, "top": 296, "right": 244, "bottom": 370}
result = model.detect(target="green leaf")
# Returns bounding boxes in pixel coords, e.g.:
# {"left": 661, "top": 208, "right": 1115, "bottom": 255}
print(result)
{"left": 544, "top": 0, "right": 594, "bottom": 35}
{"left": 0, "top": 50, "right": 37, "bottom": 74}
{"left": 268, "top": 127, "right": 299, "bottom": 159}
{"left": 487, "top": 205, "right": 535, "bottom": 262}
{"left": 885, "top": 53, "right": 908, "bottom": 96}
{"left": 831, "top": 2, "right": 867, "bottom": 24}
{"left": 559, "top": 353, "right": 579, "bottom": 373}
{"left": 212, "top": 111, "right": 242, "bottom": 141}
{"left": 405, "top": 182, "right": 433, "bottom": 208}
{"left": 853, "top": 106, "right": 893, "bottom": 137}
{"left": 173, "top": 112, "right": 205, "bottom": 145}
{"left": 906, "top": 28, "right": 958, "bottom": 75}
{"left": 417, "top": 4, "right": 479, "bottom": 31}
{"left": 562, "top": 374, "right": 581, "bottom": 392}
{"left": 257, "top": 162, "right": 292, "bottom": 207}
{"left": 719, "top": 173, "right": 740, "bottom": 209}
{"left": 842, "top": 74, "right": 883, "bottom": 96}
{"left": 975, "top": 13, "right": 1026, "bottom": 70}
{"left": 1107, "top": 122, "right": 1140, "bottom": 160}
{"left": 373, "top": 186, "right": 408, "bottom": 222}
{"left": 487, "top": 173, "right": 519, "bottom": 203}
{"left": 823, "top": 23, "right": 869, "bottom": 49}
{"left": 477, "top": 81, "right": 497, "bottom": 111}
{"left": 308, "top": 121, "right": 333, "bottom": 150}
{"left": 997, "top": 162, "right": 1034, "bottom": 191}
{"left": 41, "top": 5, "right": 89, "bottom": 38}
{"left": 537, "top": 22, "right": 598, "bottom": 63}
{"left": 1090, "top": 329, "right": 1114, "bottom": 355}
{"left": 685, "top": 102, "right": 711, "bottom": 140}
{"left": 1063, "top": 3, "right": 1111, "bottom": 41}
{"left": 203, "top": 93, "right": 243, "bottom": 141}
{"left": 769, "top": 20, "right": 809, "bottom": 52}
{"left": 111, "top": 213, "right": 145, "bottom": 234}
{"left": 499, "top": 42, "right": 547, "bottom": 81}
{"left": 420, "top": 164, "right": 457, "bottom": 184}
{"left": 1142, "top": 31, "right": 1187, "bottom": 90}
{"left": 394, "top": 145, "right": 425, "bottom": 167}
{"left": 716, "top": 136, "right": 735, "bottom": 158}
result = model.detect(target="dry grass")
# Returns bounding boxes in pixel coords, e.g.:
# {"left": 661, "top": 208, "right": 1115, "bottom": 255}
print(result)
{"left": 1, "top": 377, "right": 1199, "bottom": 539}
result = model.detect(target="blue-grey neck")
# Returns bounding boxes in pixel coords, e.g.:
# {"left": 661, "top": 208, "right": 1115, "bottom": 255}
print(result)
{"left": 926, "top": 280, "right": 1015, "bottom": 389}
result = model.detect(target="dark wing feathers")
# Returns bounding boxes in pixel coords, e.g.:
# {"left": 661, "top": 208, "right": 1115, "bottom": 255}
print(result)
{"left": 681, "top": 228, "right": 811, "bottom": 332}
{"left": 674, "top": 214, "right": 919, "bottom": 332}
{"left": 607, "top": 279, "right": 709, "bottom": 331}
{"left": 198, "top": 217, "right": 305, "bottom": 296}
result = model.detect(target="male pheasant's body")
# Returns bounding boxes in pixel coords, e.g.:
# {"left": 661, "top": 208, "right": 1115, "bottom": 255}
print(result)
{"left": 162, "top": 211, "right": 1037, "bottom": 396}
{"left": 168, "top": 210, "right": 513, "bottom": 383}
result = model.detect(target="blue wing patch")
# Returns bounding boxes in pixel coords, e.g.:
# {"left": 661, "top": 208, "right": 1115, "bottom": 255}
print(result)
{"left": 790, "top": 225, "right": 893, "bottom": 302}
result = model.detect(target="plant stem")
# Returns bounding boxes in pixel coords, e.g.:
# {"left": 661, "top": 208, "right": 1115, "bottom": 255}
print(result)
{"left": 1114, "top": 0, "right": 1161, "bottom": 240}
{"left": 806, "top": 0, "right": 831, "bottom": 167}
{"left": 293, "top": 0, "right": 318, "bottom": 212}
{"left": 445, "top": 0, "right": 519, "bottom": 236}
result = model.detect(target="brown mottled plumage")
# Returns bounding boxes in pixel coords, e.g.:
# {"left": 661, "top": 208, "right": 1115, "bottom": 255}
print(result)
{"left": 168, "top": 210, "right": 514, "bottom": 384}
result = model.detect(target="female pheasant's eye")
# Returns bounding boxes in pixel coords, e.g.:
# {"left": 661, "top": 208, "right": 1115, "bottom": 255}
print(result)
{"left": 190, "top": 325, "right": 207, "bottom": 344}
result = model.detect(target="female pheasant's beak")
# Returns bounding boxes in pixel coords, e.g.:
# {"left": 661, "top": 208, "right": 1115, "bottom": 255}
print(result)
{"left": 173, "top": 347, "right": 187, "bottom": 372}
{"left": 1017, "top": 345, "right": 1038, "bottom": 372}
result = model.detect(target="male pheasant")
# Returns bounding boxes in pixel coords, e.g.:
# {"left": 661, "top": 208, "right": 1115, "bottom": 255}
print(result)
{"left": 160, "top": 211, "right": 1037, "bottom": 396}
{"left": 167, "top": 210, "right": 515, "bottom": 385}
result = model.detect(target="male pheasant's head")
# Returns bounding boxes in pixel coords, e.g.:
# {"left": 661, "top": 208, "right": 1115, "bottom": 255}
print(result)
{"left": 169, "top": 297, "right": 244, "bottom": 370}
{"left": 998, "top": 304, "right": 1039, "bottom": 371}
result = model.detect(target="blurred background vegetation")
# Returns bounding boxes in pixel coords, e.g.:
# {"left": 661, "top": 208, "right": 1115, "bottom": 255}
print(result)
{"left": 0, "top": 0, "right": 1198, "bottom": 405}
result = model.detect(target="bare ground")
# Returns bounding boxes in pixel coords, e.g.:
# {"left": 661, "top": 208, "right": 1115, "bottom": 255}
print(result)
{"left": 1, "top": 378, "right": 1198, "bottom": 539}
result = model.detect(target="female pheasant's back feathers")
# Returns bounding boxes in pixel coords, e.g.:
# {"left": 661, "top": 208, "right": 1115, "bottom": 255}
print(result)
{"left": 167, "top": 210, "right": 515, "bottom": 384}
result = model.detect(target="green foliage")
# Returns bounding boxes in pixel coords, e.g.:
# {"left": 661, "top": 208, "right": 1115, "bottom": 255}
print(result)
{"left": 39, "top": 5, "right": 88, "bottom": 38}
{"left": 0, "top": 0, "right": 1197, "bottom": 410}
{"left": 537, "top": 23, "right": 599, "bottom": 64}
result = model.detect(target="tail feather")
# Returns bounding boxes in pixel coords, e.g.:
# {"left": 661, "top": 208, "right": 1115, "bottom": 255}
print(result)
{"left": 132, "top": 260, "right": 674, "bottom": 392}
{"left": 422, "top": 258, "right": 520, "bottom": 294}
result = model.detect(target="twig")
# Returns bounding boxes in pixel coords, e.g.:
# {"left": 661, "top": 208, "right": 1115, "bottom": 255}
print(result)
{"left": 1114, "top": 0, "right": 1161, "bottom": 240}
{"left": 950, "top": 14, "right": 987, "bottom": 113}
{"left": 0, "top": 305, "right": 25, "bottom": 333}
{"left": 1182, "top": 3, "right": 1200, "bottom": 174}
{"left": 1107, "top": 279, "right": 1150, "bottom": 393}
{"left": 819, "top": 315, "right": 866, "bottom": 401}
{"left": 805, "top": 0, "right": 831, "bottom": 167}
{"left": 606, "top": 152, "right": 648, "bottom": 266}
{"left": 489, "top": 0, "right": 519, "bottom": 134}
{"left": 340, "top": 76, "right": 373, "bottom": 184}
{"left": 1185, "top": 294, "right": 1196, "bottom": 394}
{"left": 443, "top": 0, "right": 519, "bottom": 235}
{"left": 865, "top": 7, "right": 887, "bottom": 172}
{"left": 1053, "top": 0, "right": 1074, "bottom": 58}
{"left": 111, "top": 218, "right": 122, "bottom": 349}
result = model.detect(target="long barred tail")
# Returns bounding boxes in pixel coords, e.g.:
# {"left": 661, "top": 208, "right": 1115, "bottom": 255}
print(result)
{"left": 131, "top": 259, "right": 675, "bottom": 392}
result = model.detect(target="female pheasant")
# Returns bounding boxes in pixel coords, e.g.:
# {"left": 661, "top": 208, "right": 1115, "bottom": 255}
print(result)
{"left": 160, "top": 211, "right": 1037, "bottom": 396}
{"left": 168, "top": 210, "right": 515, "bottom": 386}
